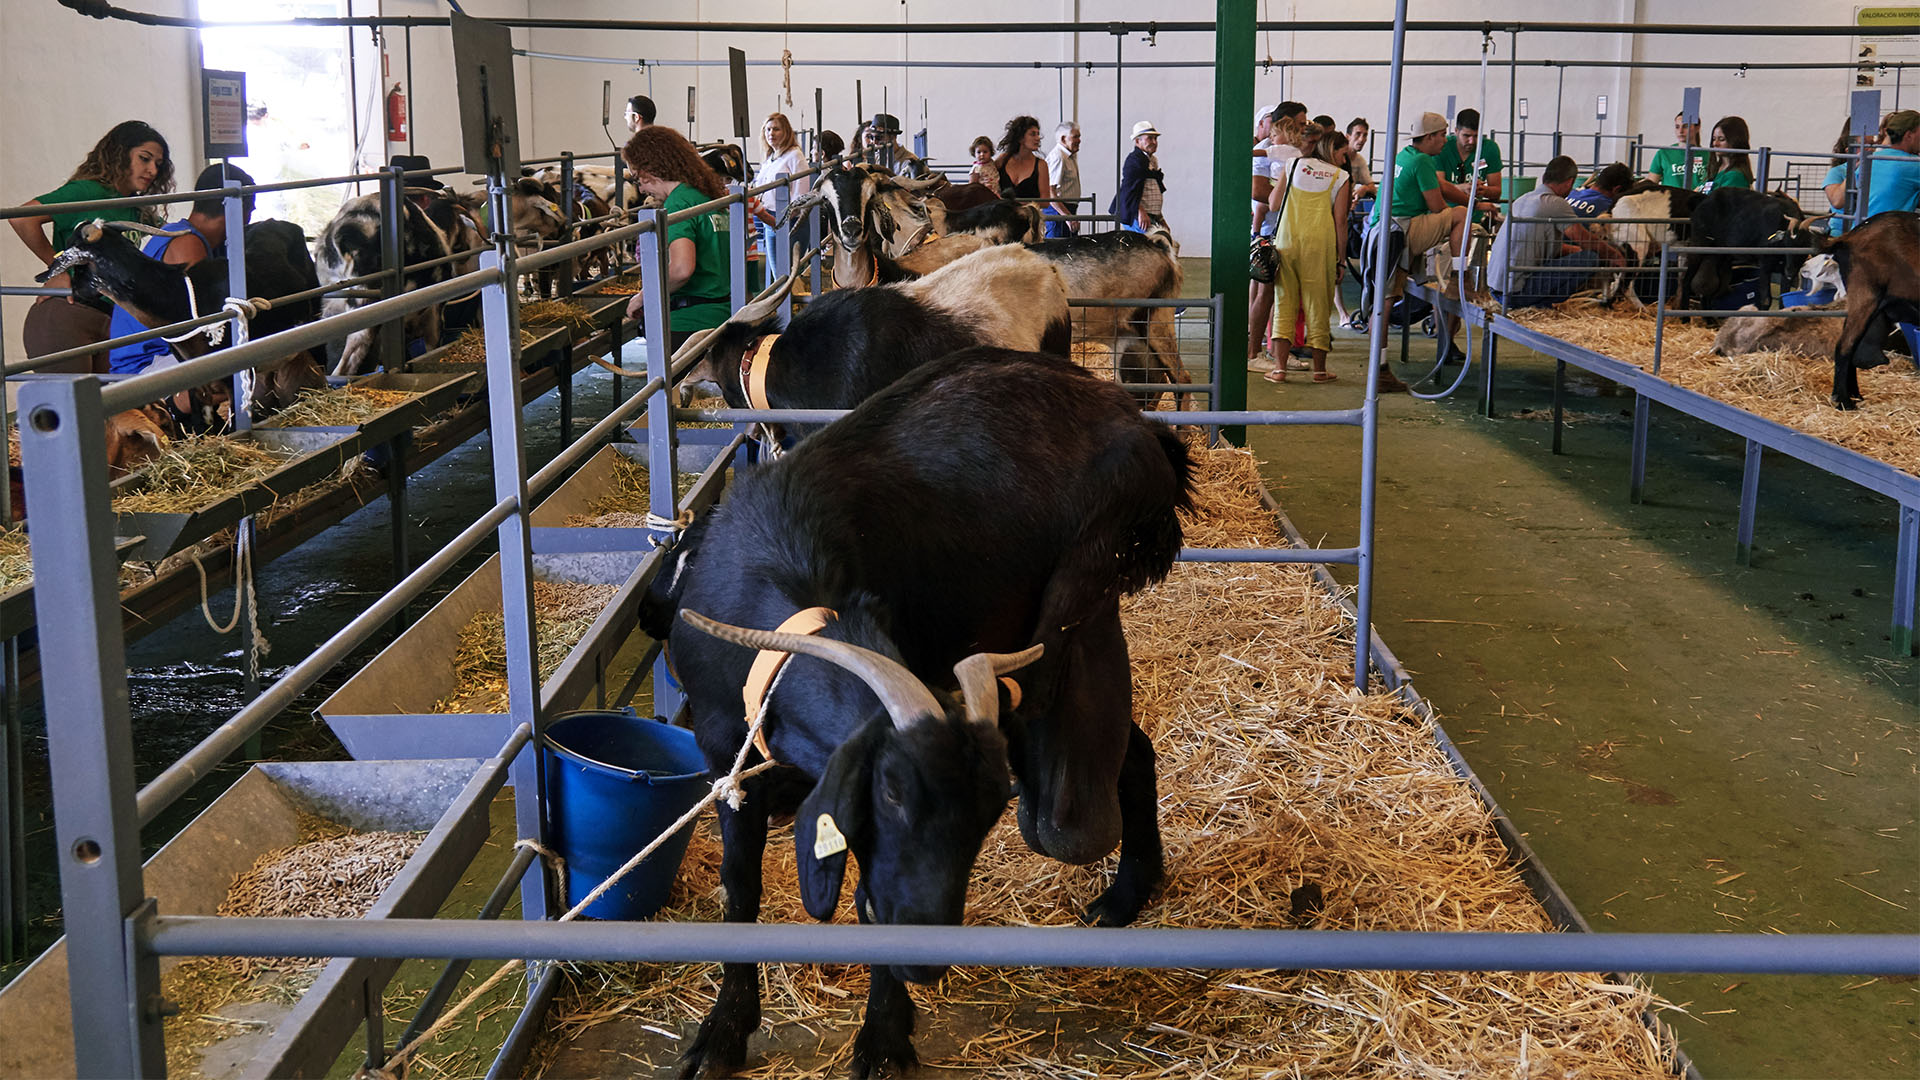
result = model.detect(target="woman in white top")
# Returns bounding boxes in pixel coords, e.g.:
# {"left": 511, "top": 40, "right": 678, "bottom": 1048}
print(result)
{"left": 751, "top": 113, "right": 809, "bottom": 259}
{"left": 1263, "top": 131, "right": 1351, "bottom": 384}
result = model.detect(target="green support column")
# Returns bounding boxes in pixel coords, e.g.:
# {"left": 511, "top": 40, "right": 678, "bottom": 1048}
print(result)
{"left": 1212, "top": 0, "right": 1255, "bottom": 443}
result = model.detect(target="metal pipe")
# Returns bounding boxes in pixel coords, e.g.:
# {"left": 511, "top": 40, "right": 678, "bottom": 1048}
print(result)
{"left": 0, "top": 168, "right": 463, "bottom": 221}
{"left": 1181, "top": 547, "right": 1362, "bottom": 564}
{"left": 134, "top": 495, "right": 522, "bottom": 825}
{"left": 143, "top": 918, "right": 1920, "bottom": 977}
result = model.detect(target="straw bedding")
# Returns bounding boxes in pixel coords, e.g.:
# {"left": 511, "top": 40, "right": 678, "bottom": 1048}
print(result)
{"left": 521, "top": 300, "right": 600, "bottom": 333}
{"left": 161, "top": 815, "right": 422, "bottom": 1077}
{"left": 258, "top": 385, "right": 419, "bottom": 429}
{"left": 1508, "top": 306, "right": 1920, "bottom": 476}
{"left": 442, "top": 326, "right": 539, "bottom": 365}
{"left": 111, "top": 437, "right": 297, "bottom": 515}
{"left": 525, "top": 442, "right": 1678, "bottom": 1079}
{"left": 433, "top": 582, "right": 622, "bottom": 714}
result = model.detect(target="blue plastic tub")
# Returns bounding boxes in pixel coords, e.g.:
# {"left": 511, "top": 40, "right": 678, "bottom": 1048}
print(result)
{"left": 1902, "top": 323, "right": 1920, "bottom": 359}
{"left": 1781, "top": 288, "right": 1837, "bottom": 308}
{"left": 541, "top": 710, "right": 711, "bottom": 919}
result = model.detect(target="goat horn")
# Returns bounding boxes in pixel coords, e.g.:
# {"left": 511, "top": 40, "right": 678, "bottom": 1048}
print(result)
{"left": 885, "top": 175, "right": 949, "bottom": 194}
{"left": 777, "top": 190, "right": 828, "bottom": 229}
{"left": 952, "top": 646, "right": 1045, "bottom": 728}
{"left": 724, "top": 272, "right": 797, "bottom": 327}
{"left": 681, "top": 610, "right": 943, "bottom": 731}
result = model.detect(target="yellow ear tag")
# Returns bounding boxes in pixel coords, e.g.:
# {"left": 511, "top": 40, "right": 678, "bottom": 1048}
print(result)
{"left": 812, "top": 813, "right": 848, "bottom": 860}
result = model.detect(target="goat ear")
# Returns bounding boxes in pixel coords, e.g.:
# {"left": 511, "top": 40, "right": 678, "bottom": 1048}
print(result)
{"left": 794, "top": 721, "right": 884, "bottom": 920}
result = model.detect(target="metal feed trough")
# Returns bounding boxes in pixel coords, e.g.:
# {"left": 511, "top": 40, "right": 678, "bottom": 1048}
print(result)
{"left": 110, "top": 429, "right": 359, "bottom": 562}
{"left": 253, "top": 370, "right": 477, "bottom": 447}
{"left": 0, "top": 757, "right": 493, "bottom": 1079}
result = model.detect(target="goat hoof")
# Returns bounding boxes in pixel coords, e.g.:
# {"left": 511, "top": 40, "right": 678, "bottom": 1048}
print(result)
{"left": 850, "top": 1022, "right": 919, "bottom": 1078}
{"left": 1084, "top": 866, "right": 1162, "bottom": 928}
{"left": 1829, "top": 394, "right": 1860, "bottom": 411}
{"left": 678, "top": 1013, "right": 753, "bottom": 1078}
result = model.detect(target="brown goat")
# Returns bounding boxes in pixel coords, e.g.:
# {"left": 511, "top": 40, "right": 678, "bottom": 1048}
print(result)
{"left": 1828, "top": 211, "right": 1920, "bottom": 409}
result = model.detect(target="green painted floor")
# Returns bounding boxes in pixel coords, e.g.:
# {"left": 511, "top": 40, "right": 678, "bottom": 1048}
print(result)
{"left": 1235, "top": 278, "right": 1916, "bottom": 1079}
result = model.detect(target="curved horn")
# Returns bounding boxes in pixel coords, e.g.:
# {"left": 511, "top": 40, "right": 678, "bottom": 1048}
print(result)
{"left": 681, "top": 610, "right": 943, "bottom": 730}
{"left": 776, "top": 190, "right": 828, "bottom": 229}
{"left": 886, "top": 175, "right": 949, "bottom": 194}
{"left": 953, "top": 646, "right": 1045, "bottom": 728}
{"left": 723, "top": 272, "right": 798, "bottom": 328}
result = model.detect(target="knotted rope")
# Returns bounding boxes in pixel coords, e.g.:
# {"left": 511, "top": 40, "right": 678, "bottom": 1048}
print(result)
{"left": 188, "top": 527, "right": 271, "bottom": 664}
{"left": 360, "top": 668, "right": 792, "bottom": 1080}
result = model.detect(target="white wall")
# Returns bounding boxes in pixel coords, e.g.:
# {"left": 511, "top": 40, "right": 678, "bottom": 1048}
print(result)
{"left": 1, "top": 0, "right": 1887, "bottom": 364}
{"left": 1, "top": 0, "right": 203, "bottom": 363}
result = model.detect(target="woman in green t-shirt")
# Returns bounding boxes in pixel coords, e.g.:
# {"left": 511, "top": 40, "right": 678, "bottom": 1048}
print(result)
{"left": 9, "top": 120, "right": 175, "bottom": 373}
{"left": 1704, "top": 116, "right": 1755, "bottom": 193}
{"left": 619, "top": 127, "right": 734, "bottom": 349}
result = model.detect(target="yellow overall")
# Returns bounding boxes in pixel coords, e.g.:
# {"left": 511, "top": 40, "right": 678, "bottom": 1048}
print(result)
{"left": 1274, "top": 162, "right": 1340, "bottom": 353}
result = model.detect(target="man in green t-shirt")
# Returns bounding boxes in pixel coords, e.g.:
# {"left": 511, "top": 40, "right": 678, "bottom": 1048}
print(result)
{"left": 1367, "top": 111, "right": 1473, "bottom": 378}
{"left": 1433, "top": 108, "right": 1503, "bottom": 208}
{"left": 1646, "top": 112, "right": 1708, "bottom": 190}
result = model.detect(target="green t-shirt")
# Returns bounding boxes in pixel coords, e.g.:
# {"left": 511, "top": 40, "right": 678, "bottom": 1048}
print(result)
{"left": 1703, "top": 167, "right": 1752, "bottom": 192}
{"left": 1648, "top": 145, "right": 1709, "bottom": 190}
{"left": 35, "top": 178, "right": 138, "bottom": 251}
{"left": 663, "top": 182, "right": 732, "bottom": 332}
{"left": 1433, "top": 135, "right": 1503, "bottom": 184}
{"left": 1375, "top": 144, "right": 1441, "bottom": 224}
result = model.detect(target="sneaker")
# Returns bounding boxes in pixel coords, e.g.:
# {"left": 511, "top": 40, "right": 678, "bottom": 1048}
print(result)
{"left": 1247, "top": 353, "right": 1279, "bottom": 373}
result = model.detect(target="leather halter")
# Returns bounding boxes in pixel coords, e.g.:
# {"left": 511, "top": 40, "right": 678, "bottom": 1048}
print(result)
{"left": 738, "top": 334, "right": 781, "bottom": 410}
{"left": 740, "top": 607, "right": 837, "bottom": 761}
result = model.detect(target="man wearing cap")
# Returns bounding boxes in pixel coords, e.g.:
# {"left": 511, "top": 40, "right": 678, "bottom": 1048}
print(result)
{"left": 862, "top": 114, "right": 928, "bottom": 179}
{"left": 1369, "top": 110, "right": 1471, "bottom": 367}
{"left": 1110, "top": 121, "right": 1167, "bottom": 233}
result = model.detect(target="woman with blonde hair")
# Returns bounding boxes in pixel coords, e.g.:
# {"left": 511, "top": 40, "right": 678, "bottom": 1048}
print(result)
{"left": 750, "top": 112, "right": 809, "bottom": 256}
{"left": 1262, "top": 129, "right": 1350, "bottom": 384}
{"left": 622, "top": 126, "right": 733, "bottom": 348}
{"left": 8, "top": 120, "right": 175, "bottom": 373}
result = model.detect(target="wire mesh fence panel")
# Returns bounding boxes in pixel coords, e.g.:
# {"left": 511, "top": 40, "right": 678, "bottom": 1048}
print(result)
{"left": 1068, "top": 300, "right": 1212, "bottom": 414}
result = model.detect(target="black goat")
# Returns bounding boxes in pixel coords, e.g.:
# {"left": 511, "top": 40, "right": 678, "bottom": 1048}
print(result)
{"left": 1677, "top": 187, "right": 1825, "bottom": 311}
{"left": 689, "top": 245, "right": 1071, "bottom": 441}
{"left": 647, "top": 348, "right": 1193, "bottom": 1077}
{"left": 42, "top": 220, "right": 327, "bottom": 427}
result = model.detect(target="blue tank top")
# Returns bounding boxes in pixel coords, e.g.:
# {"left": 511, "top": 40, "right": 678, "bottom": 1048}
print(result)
{"left": 107, "top": 219, "right": 212, "bottom": 375}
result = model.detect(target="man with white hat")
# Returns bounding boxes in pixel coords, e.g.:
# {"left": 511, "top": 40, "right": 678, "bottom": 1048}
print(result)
{"left": 1367, "top": 109, "right": 1471, "bottom": 367}
{"left": 1109, "top": 120, "right": 1166, "bottom": 233}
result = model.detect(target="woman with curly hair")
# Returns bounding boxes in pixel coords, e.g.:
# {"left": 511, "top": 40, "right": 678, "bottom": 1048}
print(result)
{"left": 622, "top": 125, "right": 733, "bottom": 346}
{"left": 1705, "top": 115, "right": 1754, "bottom": 192}
{"left": 9, "top": 120, "right": 175, "bottom": 373}
{"left": 993, "top": 114, "right": 1053, "bottom": 205}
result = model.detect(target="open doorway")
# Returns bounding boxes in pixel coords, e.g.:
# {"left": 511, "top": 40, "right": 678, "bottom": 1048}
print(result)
{"left": 196, "top": 0, "right": 356, "bottom": 234}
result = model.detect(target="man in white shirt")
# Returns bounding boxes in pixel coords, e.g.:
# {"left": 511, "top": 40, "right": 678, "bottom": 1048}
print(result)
{"left": 1487, "top": 155, "right": 1625, "bottom": 307}
{"left": 1045, "top": 122, "right": 1081, "bottom": 238}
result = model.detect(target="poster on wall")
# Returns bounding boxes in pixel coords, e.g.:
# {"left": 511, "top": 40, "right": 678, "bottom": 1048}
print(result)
{"left": 1853, "top": 7, "right": 1920, "bottom": 89}
{"left": 203, "top": 68, "right": 248, "bottom": 158}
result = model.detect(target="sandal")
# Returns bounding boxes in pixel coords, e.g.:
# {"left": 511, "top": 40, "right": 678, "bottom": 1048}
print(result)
{"left": 1262, "top": 368, "right": 1287, "bottom": 384}
{"left": 1312, "top": 371, "right": 1338, "bottom": 383}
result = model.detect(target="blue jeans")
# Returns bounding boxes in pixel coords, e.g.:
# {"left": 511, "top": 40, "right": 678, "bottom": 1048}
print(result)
{"left": 1043, "top": 208, "right": 1075, "bottom": 239}
{"left": 1498, "top": 251, "right": 1606, "bottom": 309}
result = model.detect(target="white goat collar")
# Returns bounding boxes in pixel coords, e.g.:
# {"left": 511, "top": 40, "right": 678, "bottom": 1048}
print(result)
{"left": 738, "top": 334, "right": 781, "bottom": 410}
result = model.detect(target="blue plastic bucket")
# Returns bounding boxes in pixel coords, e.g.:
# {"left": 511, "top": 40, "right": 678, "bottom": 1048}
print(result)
{"left": 1900, "top": 323, "right": 1920, "bottom": 359}
{"left": 541, "top": 711, "right": 711, "bottom": 920}
{"left": 1781, "top": 288, "right": 1836, "bottom": 308}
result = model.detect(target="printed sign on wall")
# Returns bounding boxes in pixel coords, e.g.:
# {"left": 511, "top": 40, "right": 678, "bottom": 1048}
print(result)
{"left": 203, "top": 68, "right": 248, "bottom": 158}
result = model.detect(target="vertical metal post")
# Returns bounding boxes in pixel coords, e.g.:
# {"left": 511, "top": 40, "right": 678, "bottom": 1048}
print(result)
{"left": 1478, "top": 322, "right": 1497, "bottom": 418}
{"left": 224, "top": 175, "right": 265, "bottom": 762}
{"left": 1212, "top": 0, "right": 1254, "bottom": 445}
{"left": 808, "top": 203, "right": 824, "bottom": 297}
{"left": 20, "top": 377, "right": 165, "bottom": 1077}
{"left": 640, "top": 212, "right": 684, "bottom": 718}
{"left": 1508, "top": 29, "right": 1518, "bottom": 176}
{"left": 1756, "top": 145, "right": 1770, "bottom": 190}
{"left": 1114, "top": 33, "right": 1125, "bottom": 187}
{"left": 774, "top": 204, "right": 794, "bottom": 330}
{"left": 1736, "top": 439, "right": 1762, "bottom": 566}
{"left": 405, "top": 25, "right": 416, "bottom": 156}
{"left": 1629, "top": 394, "right": 1651, "bottom": 506}
{"left": 1653, "top": 248, "right": 1670, "bottom": 375}
{"left": 0, "top": 268, "right": 18, "bottom": 964}
{"left": 480, "top": 184, "right": 548, "bottom": 921}
{"left": 380, "top": 167, "right": 407, "bottom": 371}
{"left": 1893, "top": 504, "right": 1918, "bottom": 656}
{"left": 1358, "top": 0, "right": 1410, "bottom": 691}
{"left": 728, "top": 182, "right": 749, "bottom": 310}
{"left": 560, "top": 152, "right": 578, "bottom": 298}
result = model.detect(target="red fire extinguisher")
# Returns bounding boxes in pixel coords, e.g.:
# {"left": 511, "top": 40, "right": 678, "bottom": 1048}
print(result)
{"left": 385, "top": 83, "right": 409, "bottom": 143}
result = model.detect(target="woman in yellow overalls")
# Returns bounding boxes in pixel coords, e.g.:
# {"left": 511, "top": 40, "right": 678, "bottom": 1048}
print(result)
{"left": 1263, "top": 131, "right": 1353, "bottom": 383}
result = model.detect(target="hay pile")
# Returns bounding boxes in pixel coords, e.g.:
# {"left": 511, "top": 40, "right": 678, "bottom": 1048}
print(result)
{"left": 440, "top": 326, "right": 538, "bottom": 365}
{"left": 1509, "top": 307, "right": 1919, "bottom": 476}
{"left": 521, "top": 300, "right": 599, "bottom": 333}
{"left": 531, "top": 442, "right": 1678, "bottom": 1078}
{"left": 0, "top": 530, "right": 30, "bottom": 594}
{"left": 161, "top": 816, "right": 422, "bottom": 1077}
{"left": 593, "top": 282, "right": 643, "bottom": 296}
{"left": 1070, "top": 340, "right": 1114, "bottom": 378}
{"left": 260, "top": 385, "right": 419, "bottom": 429}
{"left": 433, "top": 582, "right": 621, "bottom": 714}
{"left": 111, "top": 437, "right": 295, "bottom": 515}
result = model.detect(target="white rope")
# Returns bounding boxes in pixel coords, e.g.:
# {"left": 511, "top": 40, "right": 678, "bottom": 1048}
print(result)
{"left": 92, "top": 217, "right": 192, "bottom": 239}
{"left": 366, "top": 672, "right": 791, "bottom": 1079}
{"left": 512, "top": 838, "right": 567, "bottom": 907}
{"left": 187, "top": 530, "right": 270, "bottom": 663}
